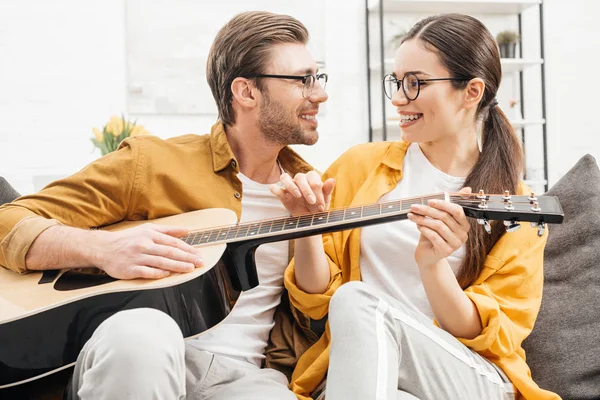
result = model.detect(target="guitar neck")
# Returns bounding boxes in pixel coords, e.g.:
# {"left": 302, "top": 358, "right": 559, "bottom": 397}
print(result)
{"left": 181, "top": 193, "right": 447, "bottom": 247}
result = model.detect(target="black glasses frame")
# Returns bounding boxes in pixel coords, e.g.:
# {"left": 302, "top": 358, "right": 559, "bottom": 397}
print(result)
{"left": 383, "top": 73, "right": 471, "bottom": 101}
{"left": 246, "top": 73, "right": 328, "bottom": 98}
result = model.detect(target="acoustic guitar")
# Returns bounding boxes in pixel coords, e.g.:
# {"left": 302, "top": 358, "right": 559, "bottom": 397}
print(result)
{"left": 0, "top": 191, "right": 563, "bottom": 388}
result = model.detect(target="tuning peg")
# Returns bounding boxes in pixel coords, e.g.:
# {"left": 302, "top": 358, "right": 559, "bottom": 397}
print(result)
{"left": 504, "top": 220, "right": 521, "bottom": 232}
{"left": 537, "top": 221, "right": 546, "bottom": 237}
{"left": 504, "top": 200, "right": 515, "bottom": 211}
{"left": 528, "top": 192, "right": 538, "bottom": 202}
{"left": 502, "top": 190, "right": 511, "bottom": 201}
{"left": 477, "top": 218, "right": 492, "bottom": 234}
{"left": 531, "top": 201, "right": 541, "bottom": 212}
{"left": 476, "top": 189, "right": 486, "bottom": 199}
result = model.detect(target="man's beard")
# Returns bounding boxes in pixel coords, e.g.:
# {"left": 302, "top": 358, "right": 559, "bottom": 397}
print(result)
{"left": 258, "top": 91, "right": 318, "bottom": 146}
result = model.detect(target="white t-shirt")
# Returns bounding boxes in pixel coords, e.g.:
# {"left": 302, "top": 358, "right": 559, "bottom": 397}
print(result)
{"left": 360, "top": 143, "right": 466, "bottom": 320}
{"left": 189, "top": 170, "right": 290, "bottom": 367}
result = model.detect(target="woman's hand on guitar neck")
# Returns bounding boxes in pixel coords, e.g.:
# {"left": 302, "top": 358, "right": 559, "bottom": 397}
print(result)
{"left": 270, "top": 171, "right": 336, "bottom": 216}
{"left": 407, "top": 187, "right": 472, "bottom": 268}
{"left": 91, "top": 224, "right": 204, "bottom": 280}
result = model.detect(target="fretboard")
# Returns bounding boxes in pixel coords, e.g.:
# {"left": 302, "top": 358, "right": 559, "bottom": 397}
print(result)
{"left": 181, "top": 193, "right": 446, "bottom": 247}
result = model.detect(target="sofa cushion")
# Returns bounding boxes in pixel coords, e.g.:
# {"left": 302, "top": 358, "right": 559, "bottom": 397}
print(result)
{"left": 0, "top": 177, "right": 20, "bottom": 205}
{"left": 522, "top": 154, "right": 600, "bottom": 399}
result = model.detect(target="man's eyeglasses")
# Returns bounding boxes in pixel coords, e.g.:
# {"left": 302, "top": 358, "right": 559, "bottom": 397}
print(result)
{"left": 383, "top": 73, "right": 471, "bottom": 101}
{"left": 247, "top": 73, "right": 328, "bottom": 98}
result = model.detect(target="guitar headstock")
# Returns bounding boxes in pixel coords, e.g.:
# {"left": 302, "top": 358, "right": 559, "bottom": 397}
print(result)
{"left": 450, "top": 191, "right": 564, "bottom": 236}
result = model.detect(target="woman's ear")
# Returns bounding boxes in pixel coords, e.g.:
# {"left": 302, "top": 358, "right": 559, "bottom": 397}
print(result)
{"left": 231, "top": 77, "right": 259, "bottom": 109}
{"left": 464, "top": 78, "right": 485, "bottom": 110}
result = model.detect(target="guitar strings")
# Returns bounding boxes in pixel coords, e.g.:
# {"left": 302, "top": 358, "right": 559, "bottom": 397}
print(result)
{"left": 181, "top": 193, "right": 547, "bottom": 245}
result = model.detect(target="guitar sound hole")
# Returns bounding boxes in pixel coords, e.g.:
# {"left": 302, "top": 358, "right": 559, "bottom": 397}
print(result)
{"left": 53, "top": 268, "right": 117, "bottom": 291}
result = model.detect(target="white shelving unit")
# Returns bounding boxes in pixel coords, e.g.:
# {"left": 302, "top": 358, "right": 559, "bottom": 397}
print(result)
{"left": 365, "top": 0, "right": 549, "bottom": 192}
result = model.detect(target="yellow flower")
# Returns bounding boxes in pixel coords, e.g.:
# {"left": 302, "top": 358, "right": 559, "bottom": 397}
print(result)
{"left": 92, "top": 128, "right": 104, "bottom": 142}
{"left": 130, "top": 124, "right": 149, "bottom": 137}
{"left": 105, "top": 116, "right": 124, "bottom": 137}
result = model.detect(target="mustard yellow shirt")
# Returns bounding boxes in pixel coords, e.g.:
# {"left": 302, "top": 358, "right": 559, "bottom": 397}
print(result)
{"left": 0, "top": 122, "right": 330, "bottom": 385}
{"left": 285, "top": 141, "right": 560, "bottom": 400}
{"left": 0, "top": 122, "right": 312, "bottom": 274}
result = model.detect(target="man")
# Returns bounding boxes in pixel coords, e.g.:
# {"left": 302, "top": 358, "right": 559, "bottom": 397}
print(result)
{"left": 0, "top": 11, "right": 327, "bottom": 400}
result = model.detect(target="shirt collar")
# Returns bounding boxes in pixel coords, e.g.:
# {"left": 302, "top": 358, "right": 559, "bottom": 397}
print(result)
{"left": 381, "top": 140, "right": 410, "bottom": 172}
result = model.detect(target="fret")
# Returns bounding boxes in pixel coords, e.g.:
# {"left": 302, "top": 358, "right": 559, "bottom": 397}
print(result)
{"left": 247, "top": 223, "right": 261, "bottom": 237}
{"left": 258, "top": 222, "right": 272, "bottom": 235}
{"left": 381, "top": 201, "right": 401, "bottom": 214}
{"left": 297, "top": 214, "right": 313, "bottom": 228}
{"left": 312, "top": 212, "right": 328, "bottom": 225}
{"left": 328, "top": 209, "right": 344, "bottom": 223}
{"left": 226, "top": 226, "right": 239, "bottom": 240}
{"left": 199, "top": 230, "right": 212, "bottom": 244}
{"left": 236, "top": 224, "right": 250, "bottom": 238}
{"left": 207, "top": 230, "right": 220, "bottom": 243}
{"left": 191, "top": 232, "right": 202, "bottom": 245}
{"left": 362, "top": 203, "right": 381, "bottom": 217}
{"left": 216, "top": 228, "right": 229, "bottom": 241}
{"left": 189, "top": 233, "right": 201, "bottom": 246}
{"left": 271, "top": 219, "right": 285, "bottom": 232}
{"left": 344, "top": 207, "right": 362, "bottom": 220}
{"left": 283, "top": 216, "right": 300, "bottom": 230}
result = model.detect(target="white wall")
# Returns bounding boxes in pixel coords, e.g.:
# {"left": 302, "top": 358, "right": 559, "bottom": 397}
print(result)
{"left": 0, "top": 0, "right": 598, "bottom": 195}
{"left": 542, "top": 0, "right": 600, "bottom": 184}
{"left": 0, "top": 0, "right": 368, "bottom": 195}
{"left": 0, "top": 0, "right": 128, "bottom": 194}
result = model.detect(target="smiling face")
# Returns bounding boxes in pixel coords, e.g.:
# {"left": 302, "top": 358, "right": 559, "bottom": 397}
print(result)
{"left": 391, "top": 39, "right": 470, "bottom": 144}
{"left": 257, "top": 43, "right": 328, "bottom": 146}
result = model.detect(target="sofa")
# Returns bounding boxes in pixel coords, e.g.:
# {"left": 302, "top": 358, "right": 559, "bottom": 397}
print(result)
{"left": 1, "top": 154, "right": 599, "bottom": 399}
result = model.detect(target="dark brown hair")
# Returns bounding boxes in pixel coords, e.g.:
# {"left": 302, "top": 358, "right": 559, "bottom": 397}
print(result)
{"left": 402, "top": 14, "right": 524, "bottom": 288}
{"left": 206, "top": 11, "right": 309, "bottom": 126}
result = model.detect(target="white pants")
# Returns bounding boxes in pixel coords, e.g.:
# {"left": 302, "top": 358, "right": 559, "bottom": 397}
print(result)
{"left": 67, "top": 308, "right": 295, "bottom": 400}
{"left": 325, "top": 281, "right": 517, "bottom": 400}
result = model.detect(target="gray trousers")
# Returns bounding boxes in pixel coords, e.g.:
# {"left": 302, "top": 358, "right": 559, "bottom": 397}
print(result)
{"left": 67, "top": 308, "right": 295, "bottom": 400}
{"left": 325, "top": 281, "right": 517, "bottom": 400}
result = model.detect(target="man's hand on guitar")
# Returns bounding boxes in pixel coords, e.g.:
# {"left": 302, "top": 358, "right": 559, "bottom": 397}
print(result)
{"left": 93, "top": 224, "right": 204, "bottom": 280}
{"left": 270, "top": 171, "right": 336, "bottom": 216}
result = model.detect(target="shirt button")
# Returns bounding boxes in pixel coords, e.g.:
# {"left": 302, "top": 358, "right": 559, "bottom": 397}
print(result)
{"left": 231, "top": 160, "right": 237, "bottom": 168}
{"left": 234, "top": 191, "right": 241, "bottom": 199}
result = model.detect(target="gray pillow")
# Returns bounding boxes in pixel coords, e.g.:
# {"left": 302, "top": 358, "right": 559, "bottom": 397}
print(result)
{"left": 522, "top": 154, "right": 600, "bottom": 399}
{"left": 0, "top": 177, "right": 20, "bottom": 205}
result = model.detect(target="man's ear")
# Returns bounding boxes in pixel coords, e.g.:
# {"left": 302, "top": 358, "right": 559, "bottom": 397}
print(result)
{"left": 463, "top": 78, "right": 485, "bottom": 110}
{"left": 231, "top": 77, "right": 259, "bottom": 109}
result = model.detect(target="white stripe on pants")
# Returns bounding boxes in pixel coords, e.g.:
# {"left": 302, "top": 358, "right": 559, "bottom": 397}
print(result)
{"left": 325, "top": 281, "right": 517, "bottom": 400}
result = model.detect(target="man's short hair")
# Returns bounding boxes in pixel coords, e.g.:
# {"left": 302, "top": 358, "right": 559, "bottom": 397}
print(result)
{"left": 206, "top": 11, "right": 309, "bottom": 126}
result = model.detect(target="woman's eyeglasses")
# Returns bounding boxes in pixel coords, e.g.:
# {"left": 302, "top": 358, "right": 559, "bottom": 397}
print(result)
{"left": 383, "top": 73, "right": 471, "bottom": 101}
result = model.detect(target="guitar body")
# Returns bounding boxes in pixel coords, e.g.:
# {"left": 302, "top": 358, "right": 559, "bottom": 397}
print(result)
{"left": 0, "top": 208, "right": 240, "bottom": 388}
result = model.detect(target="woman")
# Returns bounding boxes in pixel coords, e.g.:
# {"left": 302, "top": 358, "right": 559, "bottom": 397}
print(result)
{"left": 271, "top": 13, "right": 559, "bottom": 400}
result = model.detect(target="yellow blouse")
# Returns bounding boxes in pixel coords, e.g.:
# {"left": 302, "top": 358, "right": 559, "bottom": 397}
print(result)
{"left": 285, "top": 141, "right": 559, "bottom": 400}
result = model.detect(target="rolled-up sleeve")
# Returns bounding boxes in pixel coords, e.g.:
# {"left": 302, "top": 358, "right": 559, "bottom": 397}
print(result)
{"left": 284, "top": 232, "right": 343, "bottom": 320}
{"left": 0, "top": 139, "right": 141, "bottom": 273}
{"left": 457, "top": 228, "right": 548, "bottom": 358}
